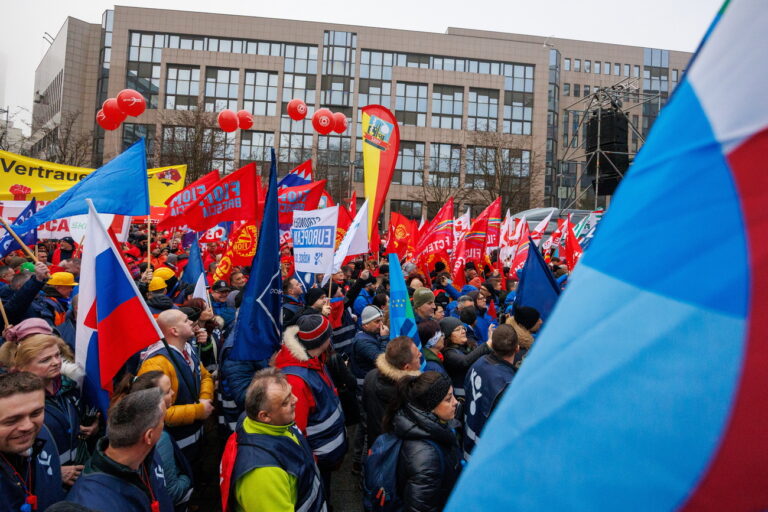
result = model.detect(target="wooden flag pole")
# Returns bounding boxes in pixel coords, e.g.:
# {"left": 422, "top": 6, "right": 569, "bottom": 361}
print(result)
{"left": 0, "top": 300, "right": 9, "bottom": 328}
{"left": 0, "top": 217, "right": 38, "bottom": 263}
{"left": 146, "top": 216, "right": 152, "bottom": 267}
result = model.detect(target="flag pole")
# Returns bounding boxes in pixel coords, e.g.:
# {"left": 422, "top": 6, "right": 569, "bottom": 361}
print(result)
{"left": 0, "top": 217, "right": 38, "bottom": 263}
{"left": 146, "top": 215, "right": 152, "bottom": 267}
{"left": 0, "top": 300, "right": 9, "bottom": 328}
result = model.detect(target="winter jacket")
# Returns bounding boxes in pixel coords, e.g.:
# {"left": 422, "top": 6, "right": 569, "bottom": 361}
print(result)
{"left": 67, "top": 438, "right": 174, "bottom": 512}
{"left": 362, "top": 353, "right": 420, "bottom": 450}
{"left": 352, "top": 287, "right": 374, "bottom": 318}
{"left": 146, "top": 294, "right": 178, "bottom": 316}
{"left": 3, "top": 275, "right": 45, "bottom": 324}
{"left": 393, "top": 404, "right": 462, "bottom": 512}
{"left": 155, "top": 430, "right": 193, "bottom": 506}
{"left": 443, "top": 343, "right": 491, "bottom": 399}
{"left": 274, "top": 327, "right": 348, "bottom": 466}
{"left": 473, "top": 308, "right": 498, "bottom": 345}
{"left": 423, "top": 349, "right": 448, "bottom": 376}
{"left": 218, "top": 330, "right": 268, "bottom": 433}
{"left": 26, "top": 287, "right": 69, "bottom": 328}
{"left": 350, "top": 328, "right": 389, "bottom": 383}
{"left": 44, "top": 376, "right": 82, "bottom": 466}
{"left": 282, "top": 295, "right": 305, "bottom": 327}
{"left": 211, "top": 299, "right": 236, "bottom": 329}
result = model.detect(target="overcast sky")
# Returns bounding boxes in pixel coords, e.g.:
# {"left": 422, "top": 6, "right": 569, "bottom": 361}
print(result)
{"left": 1, "top": 0, "right": 722, "bottom": 133}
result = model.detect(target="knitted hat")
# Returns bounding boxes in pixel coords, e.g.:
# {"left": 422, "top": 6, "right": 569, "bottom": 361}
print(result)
{"left": 148, "top": 276, "right": 167, "bottom": 292}
{"left": 295, "top": 314, "right": 332, "bottom": 351}
{"left": 361, "top": 305, "right": 383, "bottom": 325}
{"left": 305, "top": 287, "right": 327, "bottom": 308}
{"left": 439, "top": 317, "right": 463, "bottom": 340}
{"left": 514, "top": 306, "right": 541, "bottom": 331}
{"left": 4, "top": 318, "right": 53, "bottom": 342}
{"left": 410, "top": 372, "right": 452, "bottom": 412}
{"left": 412, "top": 288, "right": 435, "bottom": 309}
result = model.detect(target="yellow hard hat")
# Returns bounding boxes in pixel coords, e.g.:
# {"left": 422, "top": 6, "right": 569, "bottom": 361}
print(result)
{"left": 154, "top": 267, "right": 175, "bottom": 281}
{"left": 47, "top": 272, "right": 78, "bottom": 287}
{"left": 148, "top": 276, "right": 168, "bottom": 292}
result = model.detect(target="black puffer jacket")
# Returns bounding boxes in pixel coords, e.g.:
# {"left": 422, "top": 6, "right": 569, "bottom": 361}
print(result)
{"left": 394, "top": 404, "right": 462, "bottom": 512}
{"left": 443, "top": 343, "right": 491, "bottom": 397}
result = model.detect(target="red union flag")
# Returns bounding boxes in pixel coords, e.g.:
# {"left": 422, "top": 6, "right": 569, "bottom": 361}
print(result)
{"left": 157, "top": 170, "right": 220, "bottom": 230}
{"left": 386, "top": 212, "right": 416, "bottom": 260}
{"left": 162, "top": 163, "right": 262, "bottom": 232}
{"left": 415, "top": 198, "right": 454, "bottom": 273}
{"left": 277, "top": 180, "right": 326, "bottom": 225}
{"left": 483, "top": 198, "right": 502, "bottom": 253}
{"left": 212, "top": 221, "right": 259, "bottom": 282}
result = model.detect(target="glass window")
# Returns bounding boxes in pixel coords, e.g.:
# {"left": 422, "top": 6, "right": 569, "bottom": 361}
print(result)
{"left": 429, "top": 143, "right": 461, "bottom": 188}
{"left": 389, "top": 199, "right": 422, "bottom": 220}
{"left": 204, "top": 67, "right": 239, "bottom": 111}
{"left": 240, "top": 131, "right": 275, "bottom": 167}
{"left": 122, "top": 123, "right": 156, "bottom": 160}
{"left": 563, "top": 83, "right": 570, "bottom": 96}
{"left": 624, "top": 64, "right": 630, "bottom": 77}
{"left": 165, "top": 64, "right": 200, "bottom": 110}
{"left": 634, "top": 65, "right": 640, "bottom": 77}
{"left": 244, "top": 70, "right": 278, "bottom": 116}
{"left": 584, "top": 60, "right": 591, "bottom": 73}
{"left": 465, "top": 146, "right": 495, "bottom": 189}
{"left": 574, "top": 59, "right": 581, "bottom": 72}
{"left": 431, "top": 85, "right": 463, "bottom": 130}
{"left": 564, "top": 58, "right": 571, "bottom": 71}
{"left": 594, "top": 61, "right": 601, "bottom": 74}
{"left": 468, "top": 88, "right": 499, "bottom": 132}
{"left": 395, "top": 82, "right": 428, "bottom": 127}
{"left": 359, "top": 77, "right": 391, "bottom": 110}
{"left": 584, "top": 85, "right": 590, "bottom": 96}
{"left": 604, "top": 61, "right": 611, "bottom": 75}
{"left": 503, "top": 91, "right": 533, "bottom": 135}
{"left": 573, "top": 84, "right": 580, "bottom": 97}
{"left": 392, "top": 141, "right": 425, "bottom": 186}
{"left": 614, "top": 63, "right": 621, "bottom": 76}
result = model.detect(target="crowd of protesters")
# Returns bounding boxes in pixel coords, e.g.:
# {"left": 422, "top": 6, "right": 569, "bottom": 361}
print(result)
{"left": 0, "top": 225, "right": 567, "bottom": 512}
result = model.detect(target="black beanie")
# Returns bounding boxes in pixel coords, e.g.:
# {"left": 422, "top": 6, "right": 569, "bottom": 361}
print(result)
{"left": 410, "top": 372, "right": 452, "bottom": 412}
{"left": 305, "top": 288, "right": 327, "bottom": 308}
{"left": 514, "top": 306, "right": 541, "bottom": 331}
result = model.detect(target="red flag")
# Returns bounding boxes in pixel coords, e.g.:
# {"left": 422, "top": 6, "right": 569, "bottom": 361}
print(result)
{"left": 451, "top": 234, "right": 468, "bottom": 288}
{"left": 415, "top": 198, "right": 454, "bottom": 261}
{"left": 564, "top": 218, "right": 584, "bottom": 271}
{"left": 386, "top": 212, "right": 414, "bottom": 260}
{"left": 277, "top": 180, "right": 326, "bottom": 225}
{"left": 157, "top": 170, "right": 220, "bottom": 230}
{"left": 483, "top": 198, "right": 503, "bottom": 253}
{"left": 212, "top": 221, "right": 259, "bottom": 283}
{"left": 509, "top": 220, "right": 531, "bottom": 276}
{"left": 348, "top": 191, "right": 357, "bottom": 218}
{"left": 335, "top": 205, "right": 352, "bottom": 250}
{"left": 162, "top": 164, "right": 261, "bottom": 232}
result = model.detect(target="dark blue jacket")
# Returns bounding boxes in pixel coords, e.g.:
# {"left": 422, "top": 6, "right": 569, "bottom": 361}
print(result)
{"left": 0, "top": 425, "right": 64, "bottom": 512}
{"left": 225, "top": 422, "right": 326, "bottom": 512}
{"left": 463, "top": 353, "right": 516, "bottom": 460}
{"left": 4, "top": 276, "right": 45, "bottom": 324}
{"left": 67, "top": 439, "right": 174, "bottom": 512}
{"left": 211, "top": 299, "right": 236, "bottom": 329}
{"left": 352, "top": 288, "right": 374, "bottom": 318}
{"left": 44, "top": 377, "right": 81, "bottom": 466}
{"left": 217, "top": 328, "right": 268, "bottom": 433}
{"left": 350, "top": 329, "right": 388, "bottom": 383}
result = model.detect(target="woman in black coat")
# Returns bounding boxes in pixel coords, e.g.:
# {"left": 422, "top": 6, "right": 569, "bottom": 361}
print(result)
{"left": 439, "top": 316, "right": 491, "bottom": 400}
{"left": 383, "top": 371, "right": 463, "bottom": 512}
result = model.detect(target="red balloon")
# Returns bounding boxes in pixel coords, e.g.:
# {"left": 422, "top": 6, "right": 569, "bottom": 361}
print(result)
{"left": 287, "top": 98, "right": 308, "bottom": 121}
{"left": 102, "top": 98, "right": 127, "bottom": 123}
{"left": 116, "top": 89, "right": 146, "bottom": 117}
{"left": 312, "top": 108, "right": 334, "bottom": 135}
{"left": 237, "top": 110, "right": 253, "bottom": 130}
{"left": 332, "top": 112, "right": 348, "bottom": 134}
{"left": 96, "top": 109, "right": 121, "bottom": 131}
{"left": 217, "top": 110, "right": 238, "bottom": 132}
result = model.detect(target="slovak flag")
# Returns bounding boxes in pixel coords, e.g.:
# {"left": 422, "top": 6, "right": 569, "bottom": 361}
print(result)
{"left": 180, "top": 232, "right": 208, "bottom": 303}
{"left": 76, "top": 200, "right": 163, "bottom": 414}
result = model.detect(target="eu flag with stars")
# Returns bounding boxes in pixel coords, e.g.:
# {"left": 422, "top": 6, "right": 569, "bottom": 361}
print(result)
{"left": 230, "top": 149, "right": 282, "bottom": 361}
{"left": 388, "top": 253, "right": 419, "bottom": 348}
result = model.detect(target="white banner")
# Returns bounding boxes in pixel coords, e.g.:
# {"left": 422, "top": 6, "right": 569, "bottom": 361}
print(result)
{"left": 291, "top": 206, "right": 338, "bottom": 275}
{"left": 0, "top": 200, "right": 130, "bottom": 241}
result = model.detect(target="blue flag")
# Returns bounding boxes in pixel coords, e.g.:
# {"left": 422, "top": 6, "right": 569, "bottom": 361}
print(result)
{"left": 514, "top": 237, "right": 561, "bottom": 320}
{"left": 14, "top": 139, "right": 150, "bottom": 234}
{"left": 180, "top": 233, "right": 207, "bottom": 301}
{"left": 230, "top": 148, "right": 282, "bottom": 361}
{"left": 388, "top": 253, "right": 419, "bottom": 347}
{"left": 0, "top": 199, "right": 37, "bottom": 258}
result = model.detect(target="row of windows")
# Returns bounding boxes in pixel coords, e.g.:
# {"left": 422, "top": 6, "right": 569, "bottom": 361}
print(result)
{"left": 564, "top": 57, "right": 641, "bottom": 78}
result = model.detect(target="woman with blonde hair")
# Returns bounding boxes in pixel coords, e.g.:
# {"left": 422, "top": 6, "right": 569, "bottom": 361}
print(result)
{"left": 0, "top": 333, "right": 99, "bottom": 487}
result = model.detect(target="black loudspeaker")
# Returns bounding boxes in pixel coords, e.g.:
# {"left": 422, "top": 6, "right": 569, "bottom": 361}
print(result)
{"left": 586, "top": 110, "right": 629, "bottom": 195}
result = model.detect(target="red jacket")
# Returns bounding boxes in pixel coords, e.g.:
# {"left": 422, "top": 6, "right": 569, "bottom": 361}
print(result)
{"left": 273, "top": 326, "right": 337, "bottom": 434}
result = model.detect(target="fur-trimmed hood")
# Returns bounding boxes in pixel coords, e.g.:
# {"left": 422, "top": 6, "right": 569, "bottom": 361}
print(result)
{"left": 281, "top": 325, "right": 310, "bottom": 362}
{"left": 375, "top": 353, "right": 420, "bottom": 382}
{"left": 505, "top": 318, "right": 535, "bottom": 349}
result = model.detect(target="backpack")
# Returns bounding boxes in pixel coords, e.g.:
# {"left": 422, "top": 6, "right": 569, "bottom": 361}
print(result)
{"left": 363, "top": 433, "right": 444, "bottom": 512}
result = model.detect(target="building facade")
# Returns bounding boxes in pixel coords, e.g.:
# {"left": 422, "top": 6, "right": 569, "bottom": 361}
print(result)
{"left": 31, "top": 7, "right": 691, "bottom": 220}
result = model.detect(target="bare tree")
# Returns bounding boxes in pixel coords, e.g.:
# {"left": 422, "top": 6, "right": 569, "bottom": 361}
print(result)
{"left": 412, "top": 154, "right": 474, "bottom": 216}
{"left": 27, "top": 111, "right": 92, "bottom": 166}
{"left": 156, "top": 103, "right": 231, "bottom": 184}
{"left": 463, "top": 130, "right": 546, "bottom": 214}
